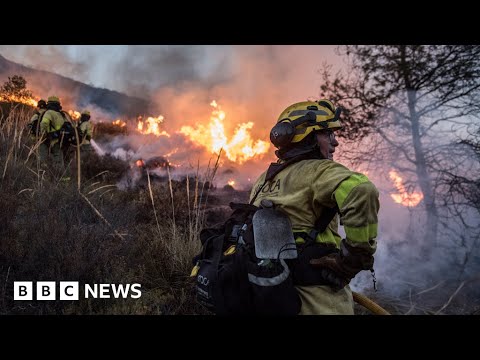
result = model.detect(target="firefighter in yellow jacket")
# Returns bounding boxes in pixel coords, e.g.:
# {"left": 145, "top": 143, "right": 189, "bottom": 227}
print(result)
{"left": 27, "top": 99, "right": 47, "bottom": 141}
{"left": 78, "top": 110, "right": 93, "bottom": 153}
{"left": 250, "top": 100, "right": 380, "bottom": 315}
{"left": 39, "top": 95, "right": 69, "bottom": 179}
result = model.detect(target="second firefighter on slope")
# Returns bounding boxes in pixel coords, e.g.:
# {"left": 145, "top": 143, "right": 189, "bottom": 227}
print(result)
{"left": 77, "top": 110, "right": 93, "bottom": 153}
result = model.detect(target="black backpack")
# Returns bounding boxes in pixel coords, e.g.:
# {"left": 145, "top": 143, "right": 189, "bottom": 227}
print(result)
{"left": 192, "top": 200, "right": 302, "bottom": 316}
{"left": 191, "top": 155, "right": 339, "bottom": 316}
{"left": 58, "top": 119, "right": 77, "bottom": 146}
{"left": 39, "top": 110, "right": 77, "bottom": 147}
{"left": 28, "top": 111, "right": 41, "bottom": 136}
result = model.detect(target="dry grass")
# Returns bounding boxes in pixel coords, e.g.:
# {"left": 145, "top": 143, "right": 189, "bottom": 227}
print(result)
{"left": 0, "top": 104, "right": 211, "bottom": 314}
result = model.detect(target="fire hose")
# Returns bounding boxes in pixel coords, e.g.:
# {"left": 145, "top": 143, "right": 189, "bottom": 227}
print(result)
{"left": 352, "top": 291, "right": 391, "bottom": 315}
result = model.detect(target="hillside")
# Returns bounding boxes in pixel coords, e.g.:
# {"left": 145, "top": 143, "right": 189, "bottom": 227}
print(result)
{"left": 0, "top": 53, "right": 152, "bottom": 118}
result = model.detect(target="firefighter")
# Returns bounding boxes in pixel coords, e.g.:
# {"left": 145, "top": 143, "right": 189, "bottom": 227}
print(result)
{"left": 27, "top": 99, "right": 47, "bottom": 141}
{"left": 39, "top": 95, "right": 70, "bottom": 181}
{"left": 77, "top": 109, "right": 93, "bottom": 153}
{"left": 250, "top": 100, "right": 380, "bottom": 315}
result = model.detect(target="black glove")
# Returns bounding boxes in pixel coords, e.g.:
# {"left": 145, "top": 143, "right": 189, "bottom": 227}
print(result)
{"left": 309, "top": 239, "right": 374, "bottom": 290}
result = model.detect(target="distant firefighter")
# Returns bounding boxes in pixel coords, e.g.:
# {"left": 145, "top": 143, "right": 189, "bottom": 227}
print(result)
{"left": 27, "top": 99, "right": 47, "bottom": 140}
{"left": 78, "top": 109, "right": 93, "bottom": 154}
{"left": 39, "top": 95, "right": 75, "bottom": 181}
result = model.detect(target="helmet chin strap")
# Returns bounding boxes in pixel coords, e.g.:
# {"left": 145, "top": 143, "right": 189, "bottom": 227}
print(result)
{"left": 275, "top": 133, "right": 326, "bottom": 161}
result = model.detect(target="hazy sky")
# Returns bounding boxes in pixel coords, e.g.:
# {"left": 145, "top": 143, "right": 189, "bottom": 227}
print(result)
{"left": 0, "top": 45, "right": 343, "bottom": 99}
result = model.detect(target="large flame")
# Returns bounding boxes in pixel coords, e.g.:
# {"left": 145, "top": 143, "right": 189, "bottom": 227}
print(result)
{"left": 137, "top": 115, "right": 170, "bottom": 137}
{"left": 0, "top": 94, "right": 39, "bottom": 107}
{"left": 180, "top": 100, "right": 270, "bottom": 164}
{"left": 389, "top": 170, "right": 424, "bottom": 207}
{"left": 0, "top": 93, "right": 85, "bottom": 124}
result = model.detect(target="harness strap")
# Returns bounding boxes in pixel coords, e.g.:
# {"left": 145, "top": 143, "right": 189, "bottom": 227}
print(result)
{"left": 250, "top": 153, "right": 321, "bottom": 206}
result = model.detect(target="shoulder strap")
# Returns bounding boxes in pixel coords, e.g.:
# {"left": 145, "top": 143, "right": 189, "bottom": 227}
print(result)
{"left": 60, "top": 111, "right": 71, "bottom": 123}
{"left": 250, "top": 153, "right": 317, "bottom": 205}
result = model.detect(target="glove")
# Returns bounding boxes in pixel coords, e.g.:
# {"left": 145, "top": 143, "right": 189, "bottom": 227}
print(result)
{"left": 309, "top": 239, "right": 374, "bottom": 290}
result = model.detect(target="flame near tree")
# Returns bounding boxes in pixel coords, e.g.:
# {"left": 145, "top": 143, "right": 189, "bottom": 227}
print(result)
{"left": 0, "top": 75, "right": 37, "bottom": 106}
{"left": 389, "top": 170, "right": 424, "bottom": 207}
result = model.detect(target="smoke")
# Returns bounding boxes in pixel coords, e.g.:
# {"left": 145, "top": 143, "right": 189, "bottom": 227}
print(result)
{"left": 0, "top": 46, "right": 87, "bottom": 79}
{"left": 0, "top": 45, "right": 341, "bottom": 186}
{"left": 341, "top": 92, "right": 480, "bottom": 312}
{"left": 0, "top": 45, "right": 232, "bottom": 98}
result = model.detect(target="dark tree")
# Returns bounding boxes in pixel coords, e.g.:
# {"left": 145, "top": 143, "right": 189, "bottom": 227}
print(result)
{"left": 320, "top": 45, "right": 480, "bottom": 254}
{"left": 0, "top": 75, "right": 33, "bottom": 102}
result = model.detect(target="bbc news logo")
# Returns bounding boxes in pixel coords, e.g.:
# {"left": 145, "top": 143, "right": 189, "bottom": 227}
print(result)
{"left": 14, "top": 282, "right": 142, "bottom": 300}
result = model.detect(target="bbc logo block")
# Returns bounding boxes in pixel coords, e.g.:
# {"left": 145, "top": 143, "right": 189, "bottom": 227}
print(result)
{"left": 13, "top": 282, "right": 141, "bottom": 300}
{"left": 60, "top": 282, "right": 79, "bottom": 300}
{"left": 14, "top": 282, "right": 33, "bottom": 300}
{"left": 37, "top": 281, "right": 56, "bottom": 300}
{"left": 14, "top": 281, "right": 79, "bottom": 300}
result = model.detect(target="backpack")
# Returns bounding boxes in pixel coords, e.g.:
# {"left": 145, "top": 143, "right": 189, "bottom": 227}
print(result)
{"left": 192, "top": 201, "right": 302, "bottom": 316}
{"left": 28, "top": 111, "right": 40, "bottom": 136}
{"left": 58, "top": 119, "right": 77, "bottom": 147}
{"left": 40, "top": 110, "right": 78, "bottom": 147}
{"left": 191, "top": 155, "right": 339, "bottom": 315}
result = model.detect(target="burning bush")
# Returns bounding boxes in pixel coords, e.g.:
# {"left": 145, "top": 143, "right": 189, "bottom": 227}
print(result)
{"left": 94, "top": 121, "right": 128, "bottom": 140}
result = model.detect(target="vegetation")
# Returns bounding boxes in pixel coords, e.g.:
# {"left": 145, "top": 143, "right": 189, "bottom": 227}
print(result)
{"left": 0, "top": 102, "right": 221, "bottom": 315}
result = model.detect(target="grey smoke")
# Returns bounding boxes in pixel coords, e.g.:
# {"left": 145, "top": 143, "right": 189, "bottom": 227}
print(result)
{"left": 0, "top": 45, "right": 234, "bottom": 98}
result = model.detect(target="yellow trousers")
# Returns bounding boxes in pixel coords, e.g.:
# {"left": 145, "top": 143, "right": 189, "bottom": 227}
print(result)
{"left": 296, "top": 284, "right": 354, "bottom": 315}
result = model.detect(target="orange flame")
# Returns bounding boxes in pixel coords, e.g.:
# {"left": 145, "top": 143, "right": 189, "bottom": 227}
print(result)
{"left": 136, "top": 159, "right": 145, "bottom": 167}
{"left": 389, "top": 170, "right": 424, "bottom": 207}
{"left": 180, "top": 100, "right": 270, "bottom": 164}
{"left": 113, "top": 119, "right": 127, "bottom": 127}
{"left": 68, "top": 110, "right": 81, "bottom": 120}
{"left": 0, "top": 94, "right": 38, "bottom": 107}
{"left": 137, "top": 115, "right": 170, "bottom": 137}
{"left": 228, "top": 180, "right": 235, "bottom": 187}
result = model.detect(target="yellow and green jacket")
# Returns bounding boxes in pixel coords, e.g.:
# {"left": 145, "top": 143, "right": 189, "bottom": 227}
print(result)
{"left": 78, "top": 120, "right": 93, "bottom": 145}
{"left": 29, "top": 108, "right": 46, "bottom": 139}
{"left": 40, "top": 109, "right": 66, "bottom": 146}
{"left": 250, "top": 159, "right": 379, "bottom": 254}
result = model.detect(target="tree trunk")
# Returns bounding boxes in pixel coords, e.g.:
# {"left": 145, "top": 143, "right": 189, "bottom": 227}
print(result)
{"left": 410, "top": 107, "right": 439, "bottom": 251}
{"left": 400, "top": 46, "right": 439, "bottom": 253}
